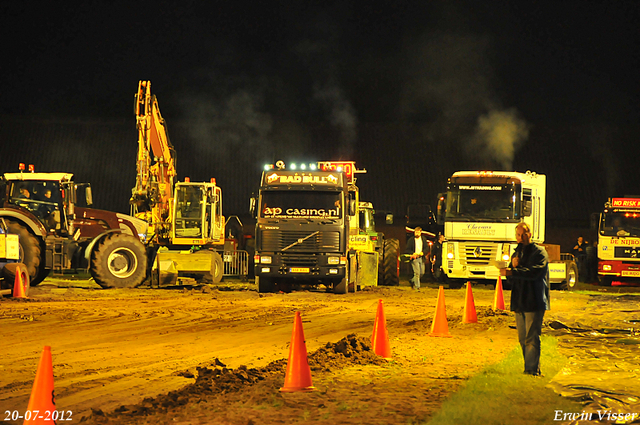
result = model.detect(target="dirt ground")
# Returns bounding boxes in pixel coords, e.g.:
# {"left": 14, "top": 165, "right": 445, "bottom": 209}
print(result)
{"left": 0, "top": 276, "right": 632, "bottom": 424}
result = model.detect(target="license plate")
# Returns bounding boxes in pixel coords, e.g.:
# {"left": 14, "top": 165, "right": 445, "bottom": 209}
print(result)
{"left": 290, "top": 267, "right": 310, "bottom": 273}
{"left": 622, "top": 270, "right": 640, "bottom": 277}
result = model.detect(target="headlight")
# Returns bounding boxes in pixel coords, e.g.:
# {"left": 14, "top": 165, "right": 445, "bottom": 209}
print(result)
{"left": 502, "top": 253, "right": 511, "bottom": 261}
{"left": 260, "top": 256, "right": 272, "bottom": 264}
{"left": 446, "top": 243, "right": 454, "bottom": 260}
{"left": 328, "top": 256, "right": 340, "bottom": 265}
{"left": 603, "top": 264, "right": 612, "bottom": 271}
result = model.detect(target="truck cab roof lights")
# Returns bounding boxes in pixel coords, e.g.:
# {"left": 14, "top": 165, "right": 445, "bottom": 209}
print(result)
{"left": 267, "top": 161, "right": 318, "bottom": 171}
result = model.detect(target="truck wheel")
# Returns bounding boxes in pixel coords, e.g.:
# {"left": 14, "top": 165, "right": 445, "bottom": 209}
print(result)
{"left": 382, "top": 239, "right": 400, "bottom": 286}
{"left": 599, "top": 276, "right": 613, "bottom": 287}
{"left": 91, "top": 233, "right": 147, "bottom": 288}
{"left": 256, "top": 276, "right": 275, "bottom": 293}
{"left": 5, "top": 220, "right": 44, "bottom": 286}
{"left": 448, "top": 279, "right": 465, "bottom": 289}
{"left": 334, "top": 277, "right": 348, "bottom": 294}
{"left": 562, "top": 263, "right": 579, "bottom": 291}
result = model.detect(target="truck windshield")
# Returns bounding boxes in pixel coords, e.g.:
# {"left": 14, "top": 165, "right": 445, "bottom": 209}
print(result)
{"left": 600, "top": 211, "right": 640, "bottom": 237}
{"left": 260, "top": 191, "right": 342, "bottom": 220}
{"left": 445, "top": 184, "right": 519, "bottom": 222}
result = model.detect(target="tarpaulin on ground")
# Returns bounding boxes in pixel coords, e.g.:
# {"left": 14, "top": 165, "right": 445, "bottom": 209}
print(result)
{"left": 546, "top": 294, "right": 640, "bottom": 424}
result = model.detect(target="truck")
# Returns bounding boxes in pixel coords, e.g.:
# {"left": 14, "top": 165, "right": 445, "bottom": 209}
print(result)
{"left": 0, "top": 164, "right": 149, "bottom": 288}
{"left": 596, "top": 197, "right": 640, "bottom": 286}
{"left": 251, "top": 160, "right": 398, "bottom": 293}
{"left": 129, "top": 80, "right": 225, "bottom": 286}
{"left": 439, "top": 170, "right": 577, "bottom": 289}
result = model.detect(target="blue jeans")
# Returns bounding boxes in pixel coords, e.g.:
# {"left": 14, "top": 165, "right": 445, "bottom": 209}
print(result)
{"left": 515, "top": 311, "right": 545, "bottom": 375}
{"left": 411, "top": 257, "right": 425, "bottom": 289}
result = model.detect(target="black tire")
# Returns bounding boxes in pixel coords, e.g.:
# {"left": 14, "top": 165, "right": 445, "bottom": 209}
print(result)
{"left": 90, "top": 233, "right": 147, "bottom": 288}
{"left": 334, "top": 277, "right": 348, "bottom": 294}
{"left": 382, "top": 238, "right": 400, "bottom": 286}
{"left": 256, "top": 276, "right": 275, "bottom": 293}
{"left": 5, "top": 220, "right": 44, "bottom": 286}
{"left": 561, "top": 263, "right": 579, "bottom": 291}
{"left": 448, "top": 278, "right": 465, "bottom": 289}
{"left": 210, "top": 251, "right": 223, "bottom": 284}
{"left": 599, "top": 276, "right": 613, "bottom": 287}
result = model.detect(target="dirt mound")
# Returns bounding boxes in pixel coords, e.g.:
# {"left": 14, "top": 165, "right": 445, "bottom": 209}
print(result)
{"left": 81, "top": 334, "right": 384, "bottom": 423}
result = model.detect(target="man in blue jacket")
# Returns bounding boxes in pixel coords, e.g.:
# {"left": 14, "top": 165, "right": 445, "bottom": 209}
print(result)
{"left": 500, "top": 222, "right": 550, "bottom": 376}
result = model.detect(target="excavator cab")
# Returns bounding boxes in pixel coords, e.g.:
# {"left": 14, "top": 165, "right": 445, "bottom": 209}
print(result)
{"left": 172, "top": 182, "right": 224, "bottom": 244}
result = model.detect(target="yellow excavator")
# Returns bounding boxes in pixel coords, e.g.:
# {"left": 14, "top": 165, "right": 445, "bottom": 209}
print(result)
{"left": 130, "top": 80, "right": 225, "bottom": 286}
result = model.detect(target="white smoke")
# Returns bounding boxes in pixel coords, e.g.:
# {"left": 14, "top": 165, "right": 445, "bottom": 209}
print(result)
{"left": 472, "top": 108, "right": 529, "bottom": 170}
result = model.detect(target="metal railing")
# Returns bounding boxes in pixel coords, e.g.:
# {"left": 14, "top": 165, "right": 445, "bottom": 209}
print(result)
{"left": 223, "top": 250, "right": 249, "bottom": 277}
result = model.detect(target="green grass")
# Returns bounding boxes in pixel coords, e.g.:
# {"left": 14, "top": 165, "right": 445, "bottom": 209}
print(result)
{"left": 427, "top": 336, "right": 585, "bottom": 425}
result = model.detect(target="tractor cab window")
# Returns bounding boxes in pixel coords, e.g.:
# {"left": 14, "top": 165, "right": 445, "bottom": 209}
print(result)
{"left": 358, "top": 208, "right": 375, "bottom": 233}
{"left": 9, "top": 181, "right": 61, "bottom": 226}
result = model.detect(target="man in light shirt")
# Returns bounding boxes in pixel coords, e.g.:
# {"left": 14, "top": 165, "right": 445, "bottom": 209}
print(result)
{"left": 405, "top": 227, "right": 428, "bottom": 290}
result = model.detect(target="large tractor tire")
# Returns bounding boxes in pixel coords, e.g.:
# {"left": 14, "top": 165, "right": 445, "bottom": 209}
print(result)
{"left": 2, "top": 263, "right": 30, "bottom": 297}
{"left": 90, "top": 233, "right": 147, "bottom": 288}
{"left": 5, "top": 220, "right": 47, "bottom": 286}
{"left": 382, "top": 238, "right": 400, "bottom": 286}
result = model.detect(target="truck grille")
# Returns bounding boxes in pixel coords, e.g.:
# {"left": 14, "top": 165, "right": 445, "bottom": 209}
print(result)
{"left": 260, "top": 230, "right": 341, "bottom": 252}
{"left": 458, "top": 243, "right": 498, "bottom": 266}
{"left": 282, "top": 254, "right": 318, "bottom": 267}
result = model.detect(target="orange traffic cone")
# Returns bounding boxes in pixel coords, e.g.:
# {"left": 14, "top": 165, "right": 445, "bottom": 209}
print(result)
{"left": 429, "top": 286, "right": 452, "bottom": 337}
{"left": 371, "top": 299, "right": 392, "bottom": 359}
{"left": 280, "top": 311, "right": 315, "bottom": 392}
{"left": 493, "top": 276, "right": 505, "bottom": 310}
{"left": 462, "top": 282, "right": 478, "bottom": 324}
{"left": 24, "top": 346, "right": 56, "bottom": 425}
{"left": 12, "top": 264, "right": 29, "bottom": 299}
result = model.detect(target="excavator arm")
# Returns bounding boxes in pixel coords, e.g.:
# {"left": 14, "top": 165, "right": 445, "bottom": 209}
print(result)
{"left": 130, "top": 81, "right": 177, "bottom": 236}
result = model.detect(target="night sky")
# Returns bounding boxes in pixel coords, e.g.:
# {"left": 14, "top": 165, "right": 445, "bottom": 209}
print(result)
{"left": 2, "top": 1, "right": 640, "bottom": 220}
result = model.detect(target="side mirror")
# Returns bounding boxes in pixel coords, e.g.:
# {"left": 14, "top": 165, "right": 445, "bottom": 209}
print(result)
{"left": 85, "top": 186, "right": 93, "bottom": 206}
{"left": 385, "top": 213, "right": 394, "bottom": 225}
{"left": 249, "top": 197, "right": 256, "bottom": 217}
{"left": 67, "top": 185, "right": 77, "bottom": 204}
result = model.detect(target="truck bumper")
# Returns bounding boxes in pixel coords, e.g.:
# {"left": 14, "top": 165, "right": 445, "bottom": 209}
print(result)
{"left": 254, "top": 252, "right": 346, "bottom": 280}
{"left": 445, "top": 263, "right": 501, "bottom": 281}
{"left": 599, "top": 260, "right": 640, "bottom": 280}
